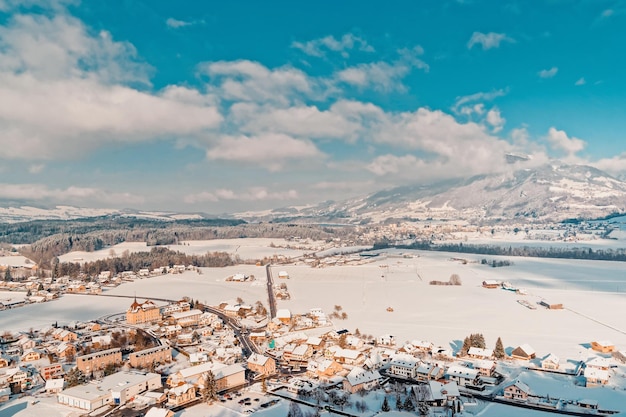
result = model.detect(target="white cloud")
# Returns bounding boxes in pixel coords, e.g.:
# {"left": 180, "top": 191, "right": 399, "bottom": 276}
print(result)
{"left": 291, "top": 33, "right": 374, "bottom": 58}
{"left": 166, "top": 18, "right": 191, "bottom": 28}
{"left": 602, "top": 9, "right": 614, "bottom": 17}
{"left": 593, "top": 153, "right": 626, "bottom": 176}
{"left": 205, "top": 133, "right": 323, "bottom": 171}
{"left": 230, "top": 103, "right": 360, "bottom": 139}
{"left": 486, "top": 107, "right": 505, "bottom": 133}
{"left": 467, "top": 32, "right": 514, "bottom": 50}
{"left": 538, "top": 67, "right": 558, "bottom": 78}
{"left": 185, "top": 187, "right": 298, "bottom": 204}
{"left": 452, "top": 89, "right": 507, "bottom": 114}
{"left": 335, "top": 46, "right": 428, "bottom": 93}
{"left": 0, "top": 183, "right": 143, "bottom": 205}
{"left": 575, "top": 77, "right": 586, "bottom": 86}
{"left": 200, "top": 60, "right": 316, "bottom": 105}
{"left": 546, "top": 127, "right": 585, "bottom": 155}
{"left": 0, "top": 11, "right": 222, "bottom": 160}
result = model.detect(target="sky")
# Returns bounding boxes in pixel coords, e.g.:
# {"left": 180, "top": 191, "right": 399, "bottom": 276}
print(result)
{"left": 0, "top": 0, "right": 625, "bottom": 214}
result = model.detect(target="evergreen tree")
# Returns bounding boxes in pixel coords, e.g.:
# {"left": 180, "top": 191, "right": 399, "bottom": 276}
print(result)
{"left": 201, "top": 371, "right": 217, "bottom": 403}
{"left": 4, "top": 268, "right": 11, "bottom": 282}
{"left": 404, "top": 395, "right": 415, "bottom": 411}
{"left": 65, "top": 368, "right": 86, "bottom": 387}
{"left": 395, "top": 394, "right": 403, "bottom": 411}
{"left": 381, "top": 396, "right": 390, "bottom": 412}
{"left": 494, "top": 337, "right": 505, "bottom": 359}
{"left": 460, "top": 336, "right": 471, "bottom": 356}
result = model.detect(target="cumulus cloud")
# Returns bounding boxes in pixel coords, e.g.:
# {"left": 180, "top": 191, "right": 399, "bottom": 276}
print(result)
{"left": 0, "top": 11, "right": 222, "bottom": 160}
{"left": 538, "top": 67, "right": 558, "bottom": 78}
{"left": 199, "top": 60, "right": 316, "bottom": 105}
{"left": 230, "top": 103, "right": 360, "bottom": 139}
{"left": 546, "top": 127, "right": 585, "bottom": 155}
{"left": 291, "top": 33, "right": 374, "bottom": 58}
{"left": 467, "top": 32, "right": 514, "bottom": 50}
{"left": 335, "top": 46, "right": 428, "bottom": 92}
{"left": 486, "top": 107, "right": 505, "bottom": 133}
{"left": 184, "top": 187, "right": 298, "bottom": 204}
{"left": 205, "top": 133, "right": 323, "bottom": 171}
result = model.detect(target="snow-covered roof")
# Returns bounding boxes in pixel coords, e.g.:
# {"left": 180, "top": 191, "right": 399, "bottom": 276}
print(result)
{"left": 276, "top": 309, "right": 291, "bottom": 319}
{"left": 542, "top": 353, "right": 559, "bottom": 364}
{"left": 45, "top": 378, "right": 64, "bottom": 390}
{"left": 248, "top": 353, "right": 270, "bottom": 366}
{"left": 506, "top": 379, "right": 531, "bottom": 394}
{"left": 517, "top": 343, "right": 535, "bottom": 355}
{"left": 345, "top": 367, "right": 381, "bottom": 386}
{"left": 169, "top": 383, "right": 194, "bottom": 396}
{"left": 468, "top": 347, "right": 493, "bottom": 358}
{"left": 586, "top": 356, "right": 612, "bottom": 369}
{"left": 446, "top": 366, "right": 479, "bottom": 379}
{"left": 584, "top": 367, "right": 609, "bottom": 381}
{"left": 145, "top": 408, "right": 172, "bottom": 417}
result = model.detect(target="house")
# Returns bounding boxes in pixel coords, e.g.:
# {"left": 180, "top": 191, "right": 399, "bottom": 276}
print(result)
{"left": 416, "top": 363, "right": 444, "bottom": 382}
{"left": 584, "top": 367, "right": 609, "bottom": 387}
{"left": 126, "top": 298, "right": 161, "bottom": 324}
{"left": 482, "top": 280, "right": 500, "bottom": 289}
{"left": 247, "top": 354, "right": 276, "bottom": 376}
{"left": 504, "top": 380, "right": 531, "bottom": 400}
{"left": 377, "top": 334, "right": 395, "bottom": 346}
{"left": 283, "top": 344, "right": 313, "bottom": 365}
{"left": 278, "top": 271, "right": 289, "bottom": 279}
{"left": 15, "top": 336, "right": 36, "bottom": 351}
{"left": 0, "top": 356, "right": 10, "bottom": 368}
{"left": 276, "top": 309, "right": 291, "bottom": 324}
{"left": 45, "top": 378, "right": 65, "bottom": 393}
{"left": 307, "top": 359, "right": 343, "bottom": 381}
{"left": 413, "top": 381, "right": 460, "bottom": 407}
{"left": 332, "top": 348, "right": 364, "bottom": 365}
{"left": 511, "top": 344, "right": 536, "bottom": 360}
{"left": 52, "top": 329, "right": 78, "bottom": 342}
{"left": 20, "top": 348, "right": 43, "bottom": 362}
{"left": 343, "top": 367, "right": 382, "bottom": 393}
{"left": 445, "top": 366, "right": 480, "bottom": 387}
{"left": 91, "top": 335, "right": 112, "bottom": 349}
{"left": 473, "top": 360, "right": 496, "bottom": 377}
{"left": 56, "top": 342, "right": 76, "bottom": 360}
{"left": 591, "top": 340, "right": 615, "bottom": 353}
{"left": 467, "top": 347, "right": 493, "bottom": 360}
{"left": 167, "top": 383, "right": 196, "bottom": 407}
{"left": 388, "top": 355, "right": 420, "bottom": 379}
{"left": 541, "top": 354, "right": 560, "bottom": 370}
{"left": 586, "top": 357, "right": 612, "bottom": 371}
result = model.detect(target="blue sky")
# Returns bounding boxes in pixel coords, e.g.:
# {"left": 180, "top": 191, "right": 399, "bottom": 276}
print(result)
{"left": 0, "top": 0, "right": 625, "bottom": 213}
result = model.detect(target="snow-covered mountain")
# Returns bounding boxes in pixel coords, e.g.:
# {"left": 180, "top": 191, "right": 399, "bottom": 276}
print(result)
{"left": 0, "top": 205, "right": 206, "bottom": 223}
{"left": 243, "top": 163, "right": 626, "bottom": 224}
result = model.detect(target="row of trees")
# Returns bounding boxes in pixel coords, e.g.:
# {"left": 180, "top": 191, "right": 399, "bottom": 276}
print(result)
{"left": 459, "top": 332, "right": 505, "bottom": 359}
{"left": 51, "top": 247, "right": 240, "bottom": 279}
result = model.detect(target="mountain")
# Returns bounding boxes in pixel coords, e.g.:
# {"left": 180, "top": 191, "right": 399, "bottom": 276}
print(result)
{"left": 242, "top": 163, "right": 626, "bottom": 224}
{"left": 0, "top": 205, "right": 209, "bottom": 223}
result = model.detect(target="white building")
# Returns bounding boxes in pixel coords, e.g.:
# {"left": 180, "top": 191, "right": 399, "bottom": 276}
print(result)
{"left": 57, "top": 371, "right": 161, "bottom": 411}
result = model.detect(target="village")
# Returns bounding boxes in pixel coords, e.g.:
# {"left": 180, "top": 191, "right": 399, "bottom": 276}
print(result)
{"left": 1, "top": 263, "right": 626, "bottom": 417}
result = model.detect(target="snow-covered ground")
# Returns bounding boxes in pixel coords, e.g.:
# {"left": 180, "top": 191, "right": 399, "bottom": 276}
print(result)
{"left": 4, "top": 239, "right": 626, "bottom": 416}
{"left": 57, "top": 238, "right": 315, "bottom": 264}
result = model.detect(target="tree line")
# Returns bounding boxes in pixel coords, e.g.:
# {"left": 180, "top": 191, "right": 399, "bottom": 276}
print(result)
{"left": 53, "top": 247, "right": 240, "bottom": 279}
{"left": 374, "top": 240, "right": 626, "bottom": 262}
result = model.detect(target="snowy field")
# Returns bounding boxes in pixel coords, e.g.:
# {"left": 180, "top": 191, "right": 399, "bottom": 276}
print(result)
{"left": 57, "top": 238, "right": 314, "bottom": 264}
{"left": 4, "top": 239, "right": 626, "bottom": 416}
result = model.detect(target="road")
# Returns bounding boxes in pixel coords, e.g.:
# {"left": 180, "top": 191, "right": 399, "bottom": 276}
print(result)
{"left": 265, "top": 264, "right": 277, "bottom": 319}
{"left": 82, "top": 293, "right": 259, "bottom": 356}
